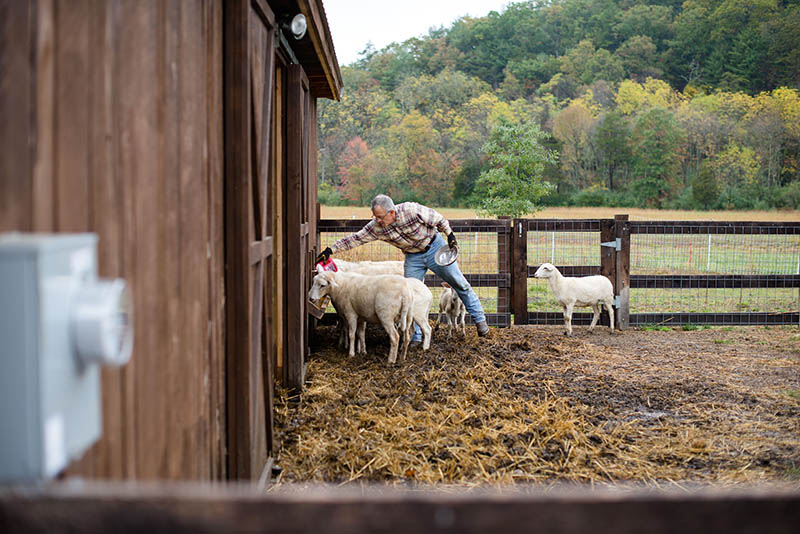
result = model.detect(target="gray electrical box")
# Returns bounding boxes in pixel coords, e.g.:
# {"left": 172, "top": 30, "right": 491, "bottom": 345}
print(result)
{"left": 0, "top": 233, "right": 133, "bottom": 482}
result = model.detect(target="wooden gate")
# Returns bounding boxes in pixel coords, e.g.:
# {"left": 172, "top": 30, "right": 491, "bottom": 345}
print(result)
{"left": 224, "top": 0, "right": 277, "bottom": 482}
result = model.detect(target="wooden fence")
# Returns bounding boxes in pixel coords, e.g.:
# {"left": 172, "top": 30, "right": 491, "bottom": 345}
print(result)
{"left": 2, "top": 482, "right": 798, "bottom": 534}
{"left": 319, "top": 216, "right": 800, "bottom": 328}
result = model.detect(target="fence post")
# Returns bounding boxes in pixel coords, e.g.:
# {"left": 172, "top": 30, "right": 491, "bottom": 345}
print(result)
{"left": 600, "top": 218, "right": 616, "bottom": 328}
{"left": 511, "top": 218, "right": 528, "bottom": 325}
{"left": 315, "top": 202, "right": 321, "bottom": 252}
{"left": 498, "top": 216, "right": 511, "bottom": 325}
{"left": 615, "top": 214, "right": 631, "bottom": 330}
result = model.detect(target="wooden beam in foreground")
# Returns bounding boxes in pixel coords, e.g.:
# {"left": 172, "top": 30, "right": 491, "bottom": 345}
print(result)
{"left": 1, "top": 482, "right": 798, "bottom": 534}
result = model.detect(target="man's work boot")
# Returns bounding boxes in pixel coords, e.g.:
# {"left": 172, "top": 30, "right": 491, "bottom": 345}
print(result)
{"left": 476, "top": 320, "right": 489, "bottom": 337}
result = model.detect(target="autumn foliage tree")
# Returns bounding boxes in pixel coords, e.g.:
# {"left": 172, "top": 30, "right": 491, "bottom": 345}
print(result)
{"left": 477, "top": 120, "right": 556, "bottom": 218}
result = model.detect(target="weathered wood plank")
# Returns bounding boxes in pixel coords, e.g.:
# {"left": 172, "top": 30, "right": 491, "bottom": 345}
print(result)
{"left": 525, "top": 219, "right": 604, "bottom": 232}
{"left": 32, "top": 0, "right": 55, "bottom": 232}
{"left": 0, "top": 0, "right": 34, "bottom": 232}
{"left": 205, "top": 0, "right": 227, "bottom": 481}
{"left": 162, "top": 0, "right": 182, "bottom": 480}
{"left": 2, "top": 483, "right": 797, "bottom": 534}
{"left": 178, "top": 0, "right": 210, "bottom": 479}
{"left": 511, "top": 219, "right": 528, "bottom": 325}
{"left": 629, "top": 312, "right": 800, "bottom": 326}
{"left": 86, "top": 0, "right": 123, "bottom": 480}
{"left": 629, "top": 221, "right": 800, "bottom": 234}
{"left": 614, "top": 215, "right": 630, "bottom": 330}
{"left": 54, "top": 0, "right": 90, "bottom": 231}
{"left": 285, "top": 63, "right": 310, "bottom": 392}
{"left": 630, "top": 274, "right": 800, "bottom": 289}
{"left": 224, "top": 0, "right": 256, "bottom": 481}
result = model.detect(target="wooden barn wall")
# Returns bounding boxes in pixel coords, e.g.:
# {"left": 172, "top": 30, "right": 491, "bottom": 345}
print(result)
{"left": 0, "top": 0, "right": 226, "bottom": 480}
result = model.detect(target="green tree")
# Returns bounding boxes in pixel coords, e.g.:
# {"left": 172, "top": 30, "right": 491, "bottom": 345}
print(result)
{"left": 476, "top": 120, "right": 557, "bottom": 218}
{"left": 594, "top": 111, "right": 632, "bottom": 190}
{"left": 615, "top": 35, "right": 662, "bottom": 82}
{"left": 552, "top": 103, "right": 596, "bottom": 190}
{"left": 631, "top": 108, "right": 686, "bottom": 206}
{"left": 691, "top": 160, "right": 719, "bottom": 208}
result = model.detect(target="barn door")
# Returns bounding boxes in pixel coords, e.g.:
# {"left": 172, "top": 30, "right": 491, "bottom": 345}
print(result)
{"left": 223, "top": 0, "right": 276, "bottom": 481}
{"left": 285, "top": 65, "right": 312, "bottom": 391}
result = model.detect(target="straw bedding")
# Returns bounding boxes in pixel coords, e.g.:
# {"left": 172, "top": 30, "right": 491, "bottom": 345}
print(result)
{"left": 273, "top": 324, "right": 800, "bottom": 488}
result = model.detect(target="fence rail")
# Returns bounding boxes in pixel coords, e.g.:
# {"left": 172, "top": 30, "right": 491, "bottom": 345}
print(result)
{"left": 317, "top": 217, "right": 800, "bottom": 328}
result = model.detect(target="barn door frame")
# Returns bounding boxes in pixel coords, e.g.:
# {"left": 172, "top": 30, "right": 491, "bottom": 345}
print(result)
{"left": 223, "top": 0, "right": 277, "bottom": 482}
{"left": 284, "top": 63, "right": 312, "bottom": 392}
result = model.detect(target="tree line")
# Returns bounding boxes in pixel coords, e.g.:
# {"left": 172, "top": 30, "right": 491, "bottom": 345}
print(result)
{"left": 318, "top": 0, "right": 800, "bottom": 210}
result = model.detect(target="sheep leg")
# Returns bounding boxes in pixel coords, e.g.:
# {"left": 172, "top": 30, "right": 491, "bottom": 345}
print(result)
{"left": 435, "top": 309, "right": 444, "bottom": 332}
{"left": 347, "top": 315, "right": 358, "bottom": 357}
{"left": 605, "top": 298, "right": 615, "bottom": 332}
{"left": 381, "top": 317, "right": 400, "bottom": 364}
{"left": 419, "top": 318, "right": 432, "bottom": 350}
{"left": 589, "top": 303, "right": 600, "bottom": 331}
{"left": 337, "top": 316, "right": 348, "bottom": 350}
{"left": 357, "top": 320, "right": 367, "bottom": 354}
{"left": 401, "top": 316, "right": 413, "bottom": 361}
{"left": 563, "top": 303, "right": 574, "bottom": 336}
{"left": 458, "top": 309, "right": 466, "bottom": 336}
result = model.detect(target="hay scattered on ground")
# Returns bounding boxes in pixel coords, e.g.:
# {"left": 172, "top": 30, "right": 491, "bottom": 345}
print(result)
{"left": 273, "top": 324, "right": 800, "bottom": 488}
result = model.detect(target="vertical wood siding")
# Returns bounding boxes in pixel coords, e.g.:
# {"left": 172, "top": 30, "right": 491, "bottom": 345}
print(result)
{"left": 0, "top": 0, "right": 226, "bottom": 480}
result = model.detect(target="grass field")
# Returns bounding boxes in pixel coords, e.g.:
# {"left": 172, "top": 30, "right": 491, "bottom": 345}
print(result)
{"left": 319, "top": 205, "right": 800, "bottom": 320}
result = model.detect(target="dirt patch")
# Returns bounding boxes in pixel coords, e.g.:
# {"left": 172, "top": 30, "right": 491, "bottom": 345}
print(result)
{"left": 273, "top": 324, "right": 800, "bottom": 488}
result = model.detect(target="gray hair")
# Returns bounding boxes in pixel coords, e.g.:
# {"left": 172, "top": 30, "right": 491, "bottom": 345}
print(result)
{"left": 371, "top": 194, "right": 395, "bottom": 213}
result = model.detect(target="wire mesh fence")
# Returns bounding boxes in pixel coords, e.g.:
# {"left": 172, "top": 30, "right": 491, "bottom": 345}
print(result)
{"left": 520, "top": 219, "right": 800, "bottom": 326}
{"left": 627, "top": 222, "right": 800, "bottom": 325}
{"left": 319, "top": 218, "right": 800, "bottom": 327}
{"left": 527, "top": 227, "right": 600, "bottom": 313}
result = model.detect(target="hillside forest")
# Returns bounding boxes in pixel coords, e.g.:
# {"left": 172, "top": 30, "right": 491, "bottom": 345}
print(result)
{"left": 317, "top": 0, "right": 800, "bottom": 211}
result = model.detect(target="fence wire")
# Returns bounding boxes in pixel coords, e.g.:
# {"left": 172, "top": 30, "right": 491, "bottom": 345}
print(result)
{"left": 526, "top": 226, "right": 600, "bottom": 315}
{"left": 321, "top": 219, "right": 799, "bottom": 327}
{"left": 629, "top": 224, "right": 800, "bottom": 321}
{"left": 524, "top": 221, "right": 800, "bottom": 325}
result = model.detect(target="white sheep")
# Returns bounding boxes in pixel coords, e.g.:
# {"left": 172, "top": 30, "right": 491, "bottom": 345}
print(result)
{"left": 533, "top": 262, "right": 615, "bottom": 336}
{"left": 402, "top": 277, "right": 433, "bottom": 349}
{"left": 321, "top": 259, "right": 432, "bottom": 351}
{"left": 347, "top": 278, "right": 432, "bottom": 353}
{"left": 308, "top": 270, "right": 414, "bottom": 364}
{"left": 317, "top": 259, "right": 405, "bottom": 351}
{"left": 435, "top": 282, "right": 466, "bottom": 337}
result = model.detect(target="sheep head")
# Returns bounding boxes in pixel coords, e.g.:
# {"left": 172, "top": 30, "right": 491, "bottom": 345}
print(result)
{"left": 534, "top": 263, "right": 558, "bottom": 279}
{"left": 308, "top": 271, "right": 338, "bottom": 304}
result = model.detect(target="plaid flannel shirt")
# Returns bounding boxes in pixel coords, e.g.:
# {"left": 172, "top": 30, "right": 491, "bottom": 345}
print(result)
{"left": 330, "top": 202, "right": 453, "bottom": 254}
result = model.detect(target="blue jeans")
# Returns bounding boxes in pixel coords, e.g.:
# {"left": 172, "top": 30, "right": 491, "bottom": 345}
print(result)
{"left": 404, "top": 234, "right": 486, "bottom": 341}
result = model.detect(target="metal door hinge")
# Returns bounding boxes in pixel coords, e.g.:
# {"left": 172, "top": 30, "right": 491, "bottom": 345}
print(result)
{"left": 601, "top": 238, "right": 621, "bottom": 251}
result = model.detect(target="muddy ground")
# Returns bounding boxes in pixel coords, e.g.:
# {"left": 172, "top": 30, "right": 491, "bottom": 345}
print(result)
{"left": 273, "top": 323, "right": 800, "bottom": 488}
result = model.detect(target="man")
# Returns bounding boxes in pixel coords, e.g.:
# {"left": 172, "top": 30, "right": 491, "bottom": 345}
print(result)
{"left": 316, "top": 194, "right": 490, "bottom": 341}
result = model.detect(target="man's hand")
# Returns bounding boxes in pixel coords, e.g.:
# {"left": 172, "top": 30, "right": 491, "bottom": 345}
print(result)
{"left": 447, "top": 233, "right": 457, "bottom": 249}
{"left": 316, "top": 247, "right": 332, "bottom": 264}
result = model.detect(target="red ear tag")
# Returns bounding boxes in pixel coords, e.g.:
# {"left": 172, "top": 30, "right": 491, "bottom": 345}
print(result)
{"left": 316, "top": 258, "right": 337, "bottom": 272}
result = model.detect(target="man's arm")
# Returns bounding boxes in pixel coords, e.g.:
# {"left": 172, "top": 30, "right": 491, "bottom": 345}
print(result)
{"left": 330, "top": 220, "right": 378, "bottom": 254}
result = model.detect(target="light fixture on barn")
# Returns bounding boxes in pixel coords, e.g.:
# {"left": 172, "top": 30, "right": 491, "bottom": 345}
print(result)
{"left": 277, "top": 13, "right": 306, "bottom": 65}
{"left": 286, "top": 13, "right": 307, "bottom": 40}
